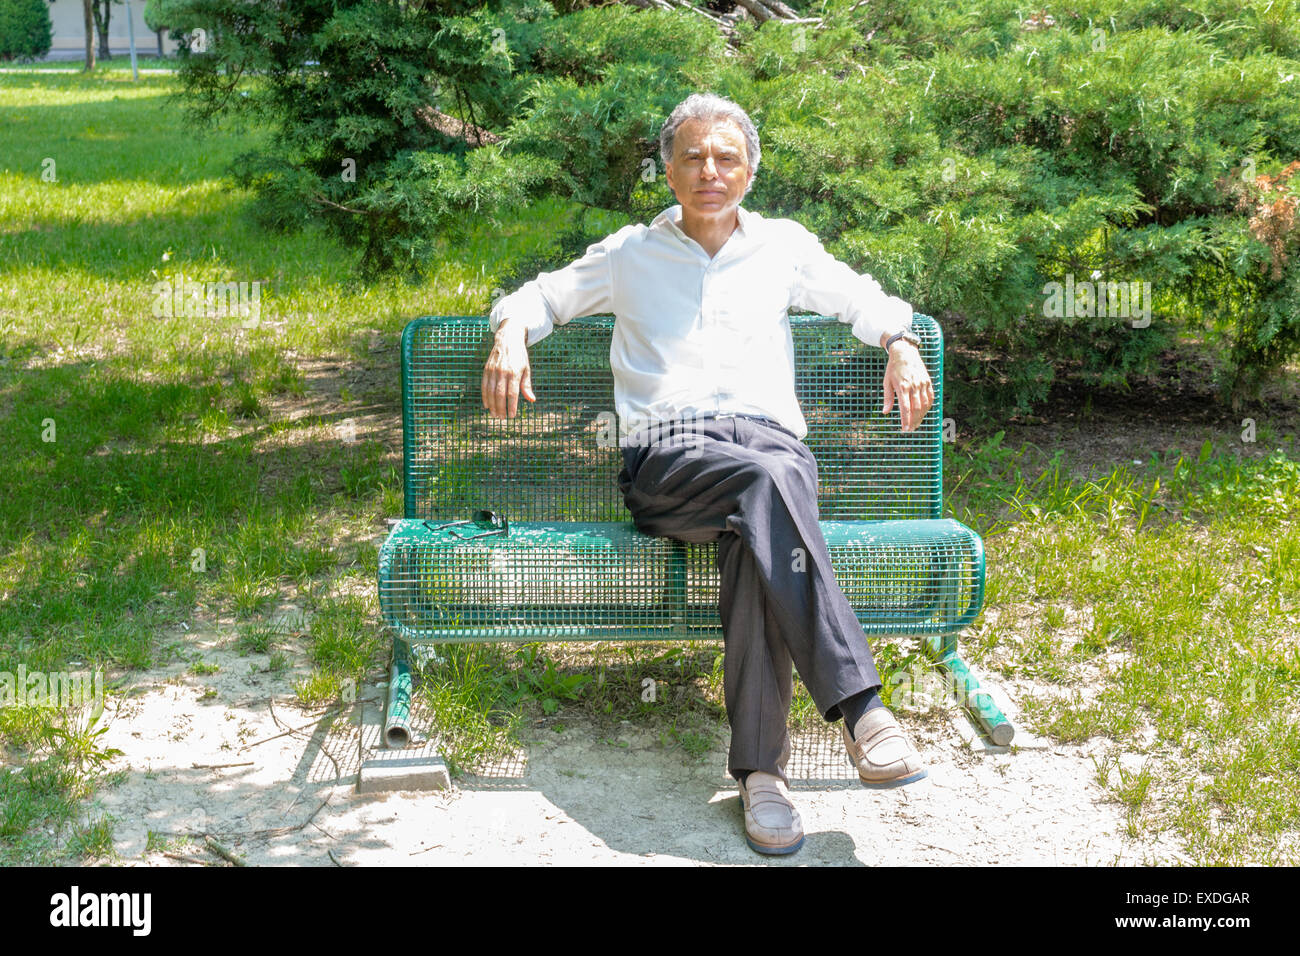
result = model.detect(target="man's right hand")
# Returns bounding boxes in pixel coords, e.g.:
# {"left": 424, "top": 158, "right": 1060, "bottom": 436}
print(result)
{"left": 481, "top": 319, "right": 536, "bottom": 418}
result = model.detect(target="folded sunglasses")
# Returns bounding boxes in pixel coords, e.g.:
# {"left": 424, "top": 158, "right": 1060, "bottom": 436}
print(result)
{"left": 423, "top": 509, "right": 509, "bottom": 540}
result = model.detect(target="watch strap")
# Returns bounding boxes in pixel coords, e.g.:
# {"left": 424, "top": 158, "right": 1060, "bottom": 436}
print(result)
{"left": 884, "top": 328, "right": 920, "bottom": 350}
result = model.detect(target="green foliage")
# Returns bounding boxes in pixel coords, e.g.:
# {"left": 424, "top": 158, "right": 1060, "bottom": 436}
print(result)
{"left": 175, "top": 0, "right": 1300, "bottom": 413}
{"left": 172, "top": 0, "right": 566, "bottom": 275}
{"left": 721, "top": 1, "right": 1300, "bottom": 413}
{"left": 512, "top": 643, "right": 592, "bottom": 713}
{"left": 503, "top": 8, "right": 723, "bottom": 219}
{"left": 169, "top": 0, "right": 721, "bottom": 274}
{"left": 143, "top": 0, "right": 179, "bottom": 33}
{"left": 0, "top": 0, "right": 52, "bottom": 62}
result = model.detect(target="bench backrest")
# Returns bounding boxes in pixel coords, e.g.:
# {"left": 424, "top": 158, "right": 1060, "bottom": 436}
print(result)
{"left": 401, "top": 313, "right": 944, "bottom": 523}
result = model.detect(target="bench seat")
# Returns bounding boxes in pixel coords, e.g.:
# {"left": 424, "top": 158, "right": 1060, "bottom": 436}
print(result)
{"left": 378, "top": 516, "right": 983, "bottom": 643}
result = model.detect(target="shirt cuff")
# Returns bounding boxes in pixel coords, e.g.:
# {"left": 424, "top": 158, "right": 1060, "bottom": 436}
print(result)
{"left": 851, "top": 287, "right": 914, "bottom": 350}
{"left": 489, "top": 285, "right": 554, "bottom": 347}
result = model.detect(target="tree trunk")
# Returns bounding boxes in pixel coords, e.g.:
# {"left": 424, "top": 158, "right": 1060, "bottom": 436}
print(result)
{"left": 93, "top": 1, "right": 113, "bottom": 60}
{"left": 619, "top": 0, "right": 818, "bottom": 45}
{"left": 82, "top": 0, "right": 96, "bottom": 71}
{"left": 156, "top": 28, "right": 164, "bottom": 59}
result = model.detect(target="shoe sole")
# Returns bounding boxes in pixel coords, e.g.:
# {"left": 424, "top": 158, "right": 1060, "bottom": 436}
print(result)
{"left": 847, "top": 754, "right": 929, "bottom": 789}
{"left": 745, "top": 832, "right": 805, "bottom": 856}
{"left": 857, "top": 768, "right": 929, "bottom": 789}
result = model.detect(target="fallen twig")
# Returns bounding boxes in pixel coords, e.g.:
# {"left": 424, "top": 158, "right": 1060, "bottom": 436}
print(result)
{"left": 252, "top": 794, "right": 332, "bottom": 839}
{"left": 238, "top": 720, "right": 327, "bottom": 751}
{"left": 309, "top": 820, "right": 337, "bottom": 840}
{"left": 191, "top": 761, "right": 255, "bottom": 770}
{"left": 204, "top": 835, "right": 248, "bottom": 867}
{"left": 269, "top": 694, "right": 346, "bottom": 783}
{"left": 908, "top": 836, "right": 960, "bottom": 856}
{"left": 237, "top": 694, "right": 357, "bottom": 752}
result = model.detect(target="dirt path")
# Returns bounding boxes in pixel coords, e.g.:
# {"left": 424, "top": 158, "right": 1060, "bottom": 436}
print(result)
{"left": 88, "top": 617, "right": 1192, "bottom": 866}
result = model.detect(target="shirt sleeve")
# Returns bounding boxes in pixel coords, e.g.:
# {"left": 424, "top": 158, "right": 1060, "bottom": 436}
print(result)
{"left": 489, "top": 232, "right": 619, "bottom": 347}
{"left": 787, "top": 222, "right": 913, "bottom": 349}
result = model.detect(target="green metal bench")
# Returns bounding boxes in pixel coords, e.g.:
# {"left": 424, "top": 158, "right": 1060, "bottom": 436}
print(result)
{"left": 376, "top": 312, "right": 1008, "bottom": 748}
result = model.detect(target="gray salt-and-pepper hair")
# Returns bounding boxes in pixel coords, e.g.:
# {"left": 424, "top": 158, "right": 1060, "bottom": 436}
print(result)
{"left": 659, "top": 92, "right": 761, "bottom": 197}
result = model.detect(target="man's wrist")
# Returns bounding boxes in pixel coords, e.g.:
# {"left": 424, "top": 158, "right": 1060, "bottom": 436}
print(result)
{"left": 495, "top": 317, "right": 528, "bottom": 343}
{"left": 881, "top": 328, "right": 920, "bottom": 351}
{"left": 880, "top": 335, "right": 920, "bottom": 360}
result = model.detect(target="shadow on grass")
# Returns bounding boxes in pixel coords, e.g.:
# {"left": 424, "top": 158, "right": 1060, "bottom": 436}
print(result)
{"left": 0, "top": 350, "right": 399, "bottom": 672}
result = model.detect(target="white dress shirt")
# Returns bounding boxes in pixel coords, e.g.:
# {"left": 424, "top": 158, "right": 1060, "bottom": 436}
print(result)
{"left": 489, "top": 203, "right": 913, "bottom": 446}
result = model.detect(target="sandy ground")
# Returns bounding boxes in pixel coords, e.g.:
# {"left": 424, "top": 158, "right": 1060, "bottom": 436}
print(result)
{"left": 81, "top": 612, "right": 1199, "bottom": 868}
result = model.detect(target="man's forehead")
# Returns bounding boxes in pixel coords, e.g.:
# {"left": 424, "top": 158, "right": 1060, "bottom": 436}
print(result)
{"left": 675, "top": 118, "right": 747, "bottom": 154}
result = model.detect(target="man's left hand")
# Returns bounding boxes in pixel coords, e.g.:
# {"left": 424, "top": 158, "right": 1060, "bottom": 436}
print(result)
{"left": 879, "top": 339, "right": 934, "bottom": 433}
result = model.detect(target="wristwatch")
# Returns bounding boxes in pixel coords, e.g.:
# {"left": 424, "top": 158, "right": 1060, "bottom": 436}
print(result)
{"left": 884, "top": 328, "right": 922, "bottom": 351}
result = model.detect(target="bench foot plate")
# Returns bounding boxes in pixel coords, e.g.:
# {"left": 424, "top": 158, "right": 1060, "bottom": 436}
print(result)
{"left": 357, "top": 751, "right": 451, "bottom": 794}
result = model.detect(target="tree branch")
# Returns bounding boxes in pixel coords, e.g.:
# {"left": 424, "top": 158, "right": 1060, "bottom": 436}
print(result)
{"left": 413, "top": 105, "right": 502, "bottom": 146}
{"left": 312, "top": 194, "right": 368, "bottom": 215}
{"left": 730, "top": 0, "right": 781, "bottom": 23}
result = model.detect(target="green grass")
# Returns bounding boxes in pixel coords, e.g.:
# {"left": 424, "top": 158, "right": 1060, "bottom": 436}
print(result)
{"left": 236, "top": 615, "right": 293, "bottom": 655}
{"left": 0, "top": 69, "right": 618, "bottom": 862}
{"left": 946, "top": 433, "right": 1300, "bottom": 864}
{"left": 0, "top": 703, "right": 123, "bottom": 864}
{"left": 68, "top": 813, "right": 116, "bottom": 860}
{"left": 406, "top": 639, "right": 731, "bottom": 774}
{"left": 2, "top": 69, "right": 1298, "bottom": 866}
{"left": 1, "top": 56, "right": 180, "bottom": 72}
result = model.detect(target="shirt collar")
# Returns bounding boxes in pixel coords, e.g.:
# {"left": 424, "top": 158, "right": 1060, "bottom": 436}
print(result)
{"left": 652, "top": 203, "right": 752, "bottom": 242}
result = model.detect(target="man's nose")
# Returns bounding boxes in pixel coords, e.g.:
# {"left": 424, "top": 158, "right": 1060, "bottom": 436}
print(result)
{"left": 701, "top": 156, "right": 718, "bottom": 179}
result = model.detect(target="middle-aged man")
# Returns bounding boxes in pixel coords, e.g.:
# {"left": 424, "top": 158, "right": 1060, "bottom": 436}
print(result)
{"left": 483, "top": 92, "right": 935, "bottom": 856}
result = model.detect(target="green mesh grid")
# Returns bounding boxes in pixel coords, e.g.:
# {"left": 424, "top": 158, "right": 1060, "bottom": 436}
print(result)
{"left": 381, "top": 313, "right": 984, "bottom": 644}
{"left": 402, "top": 314, "right": 943, "bottom": 522}
{"left": 378, "top": 518, "right": 983, "bottom": 642}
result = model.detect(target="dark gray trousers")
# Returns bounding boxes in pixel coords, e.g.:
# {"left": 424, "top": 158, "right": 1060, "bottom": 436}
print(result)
{"left": 618, "top": 414, "right": 882, "bottom": 786}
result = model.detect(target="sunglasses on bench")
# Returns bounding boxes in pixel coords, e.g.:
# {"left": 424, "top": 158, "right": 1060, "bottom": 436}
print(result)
{"left": 424, "top": 510, "right": 509, "bottom": 540}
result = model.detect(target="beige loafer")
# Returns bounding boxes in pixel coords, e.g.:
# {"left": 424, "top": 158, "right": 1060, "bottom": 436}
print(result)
{"left": 842, "top": 707, "right": 928, "bottom": 788}
{"left": 737, "top": 771, "right": 804, "bottom": 855}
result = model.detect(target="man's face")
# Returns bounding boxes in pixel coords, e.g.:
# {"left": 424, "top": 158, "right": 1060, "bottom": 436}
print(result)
{"left": 665, "top": 117, "right": 753, "bottom": 220}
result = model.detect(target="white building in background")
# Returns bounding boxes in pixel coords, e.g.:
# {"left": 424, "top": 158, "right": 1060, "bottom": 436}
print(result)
{"left": 45, "top": 0, "right": 181, "bottom": 60}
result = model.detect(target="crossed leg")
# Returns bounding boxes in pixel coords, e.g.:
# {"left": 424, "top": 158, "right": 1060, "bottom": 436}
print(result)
{"left": 618, "top": 415, "right": 882, "bottom": 786}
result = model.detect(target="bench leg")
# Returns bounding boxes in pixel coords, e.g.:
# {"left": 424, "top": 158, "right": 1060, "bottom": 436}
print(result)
{"left": 920, "top": 634, "right": 1015, "bottom": 746}
{"left": 384, "top": 639, "right": 413, "bottom": 748}
{"left": 357, "top": 638, "right": 452, "bottom": 793}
